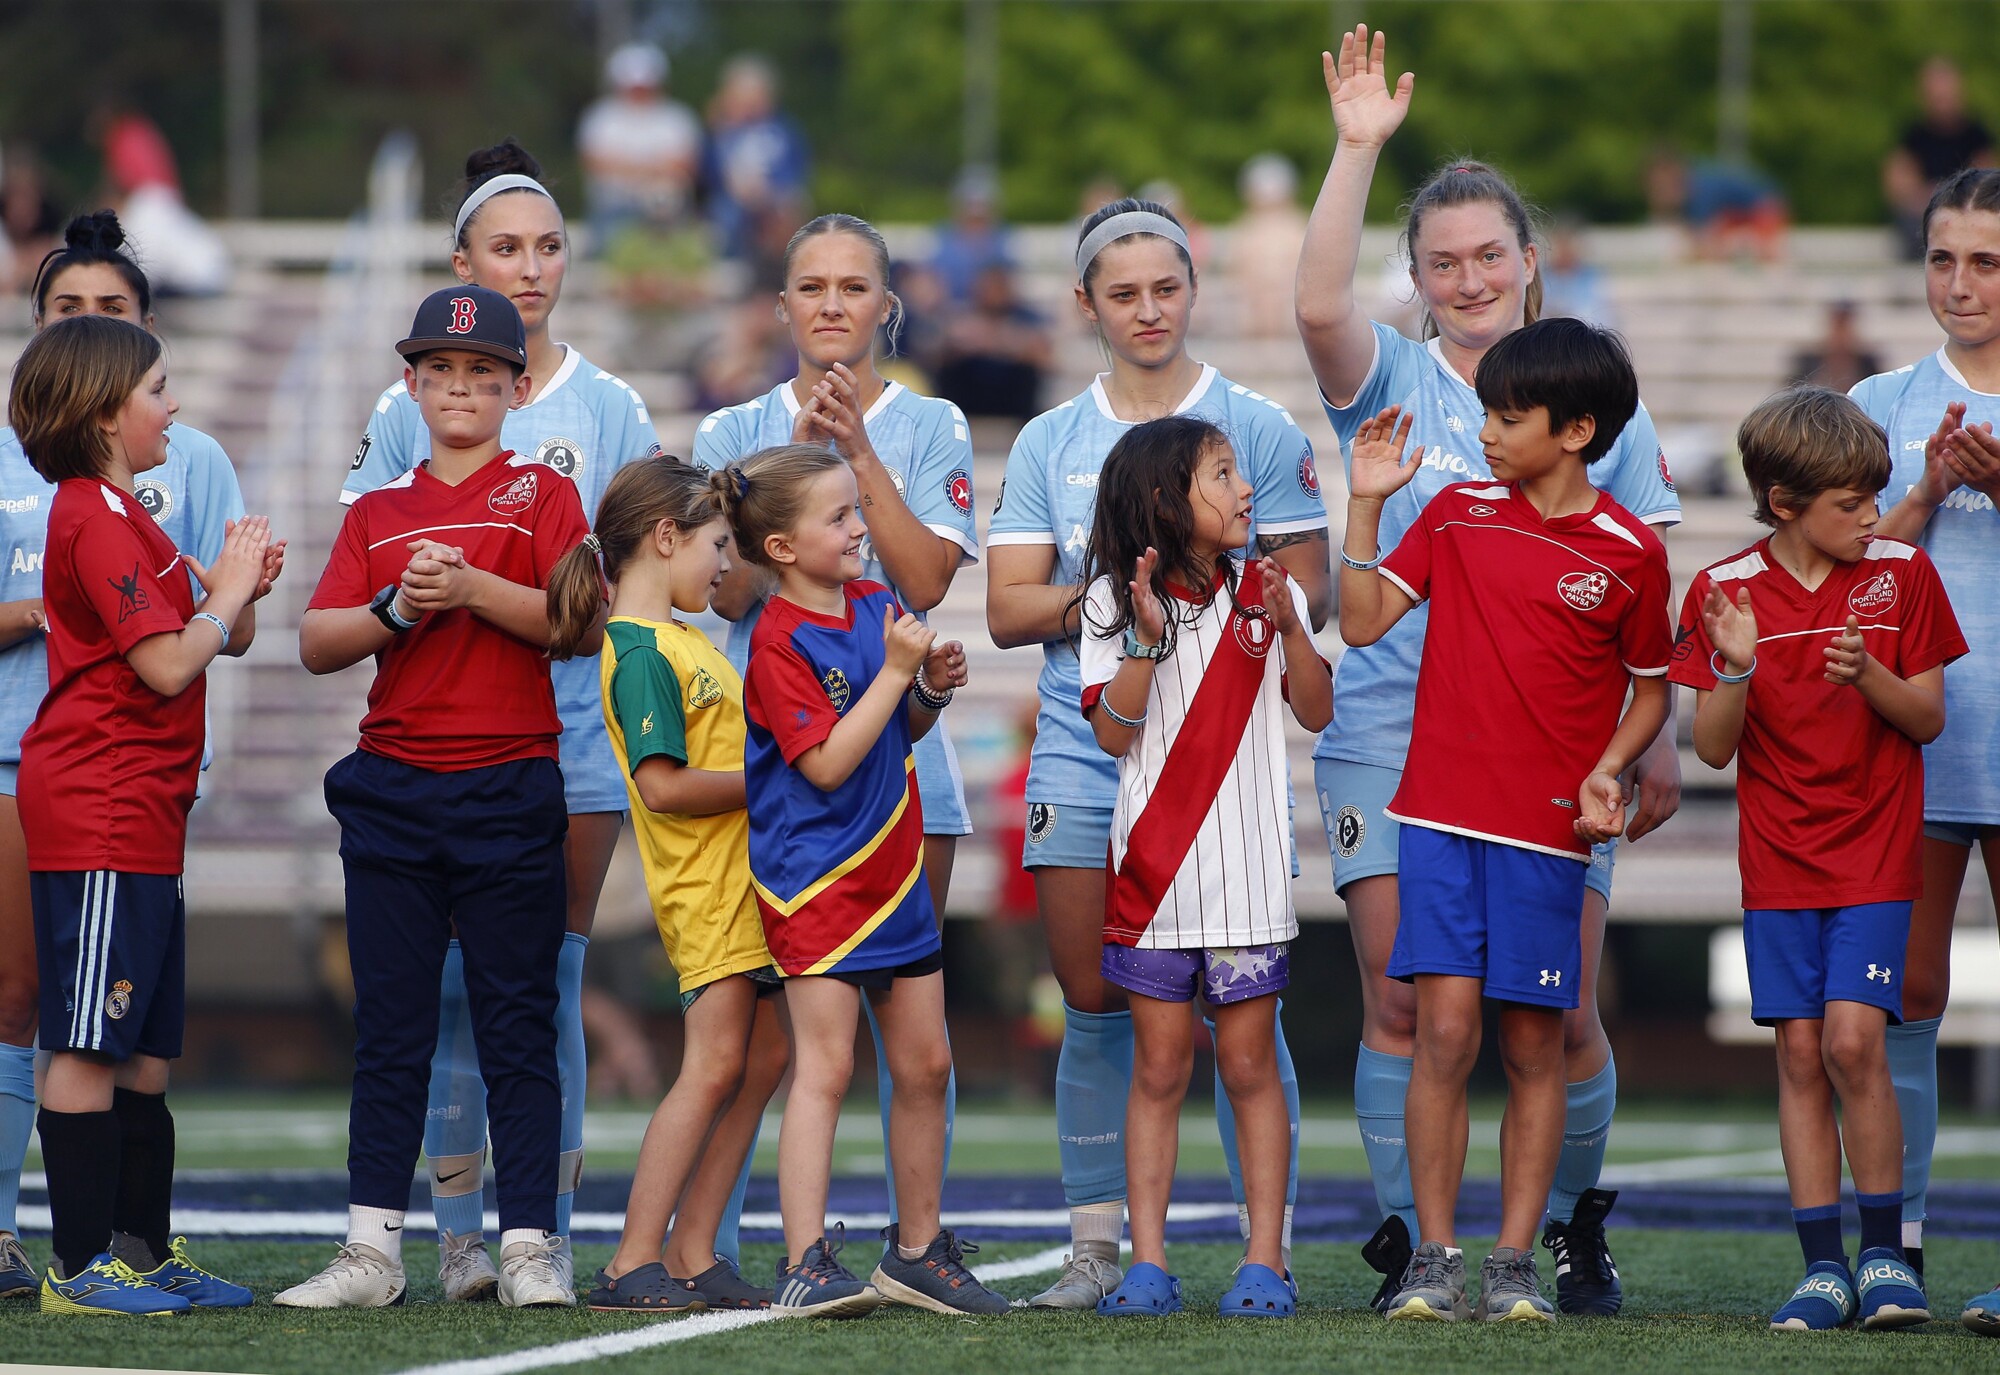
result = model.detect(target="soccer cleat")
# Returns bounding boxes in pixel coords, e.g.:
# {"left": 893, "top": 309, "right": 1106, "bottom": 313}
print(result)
{"left": 1856, "top": 1247, "right": 1929, "bottom": 1330}
{"left": 1362, "top": 1215, "right": 1414, "bottom": 1314}
{"left": 1771, "top": 1259, "right": 1856, "bottom": 1331}
{"left": 273, "top": 1242, "right": 408, "bottom": 1309}
{"left": 128, "top": 1237, "right": 253, "bottom": 1308}
{"left": 1475, "top": 1246, "right": 1555, "bottom": 1322}
{"left": 40, "top": 1254, "right": 191, "bottom": 1316}
{"left": 870, "top": 1224, "right": 1010, "bottom": 1316}
{"left": 1543, "top": 1188, "right": 1623, "bottom": 1316}
{"left": 0, "top": 1233, "right": 36, "bottom": 1299}
{"left": 1384, "top": 1240, "right": 1470, "bottom": 1321}
{"left": 1962, "top": 1282, "right": 2000, "bottom": 1336}
{"left": 438, "top": 1229, "right": 500, "bottom": 1302}
{"left": 498, "top": 1234, "right": 576, "bottom": 1307}
{"left": 771, "top": 1225, "right": 882, "bottom": 1319}
{"left": 685, "top": 1254, "right": 773, "bottom": 1310}
{"left": 1027, "top": 1251, "right": 1123, "bottom": 1310}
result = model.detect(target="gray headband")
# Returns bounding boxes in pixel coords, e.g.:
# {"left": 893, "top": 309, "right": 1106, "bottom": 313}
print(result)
{"left": 453, "top": 174, "right": 557, "bottom": 239}
{"left": 1074, "top": 210, "right": 1191, "bottom": 279}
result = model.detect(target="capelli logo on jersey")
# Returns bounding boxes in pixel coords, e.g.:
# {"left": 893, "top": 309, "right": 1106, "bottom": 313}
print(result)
{"left": 1065, "top": 473, "right": 1099, "bottom": 486}
{"left": 1850, "top": 569, "right": 1899, "bottom": 615}
{"left": 821, "top": 667, "right": 851, "bottom": 712}
{"left": 1558, "top": 570, "right": 1609, "bottom": 611}
{"left": 0, "top": 494, "right": 41, "bottom": 515}
{"left": 488, "top": 471, "right": 539, "bottom": 515}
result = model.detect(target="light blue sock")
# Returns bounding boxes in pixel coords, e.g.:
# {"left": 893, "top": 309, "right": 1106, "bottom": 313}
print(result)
{"left": 1887, "top": 1016, "right": 1942, "bottom": 1227}
{"left": 1210, "top": 1002, "right": 1301, "bottom": 1209}
{"left": 1355, "top": 1043, "right": 1418, "bottom": 1242}
{"left": 1548, "top": 1054, "right": 1617, "bottom": 1224}
{"left": 0, "top": 1041, "right": 34, "bottom": 1236}
{"left": 1056, "top": 1003, "right": 1133, "bottom": 1207}
{"left": 554, "top": 932, "right": 589, "bottom": 1239}
{"left": 714, "top": 1121, "right": 759, "bottom": 1267}
{"left": 862, "top": 996, "right": 955, "bottom": 1227}
{"left": 426, "top": 941, "right": 489, "bottom": 1239}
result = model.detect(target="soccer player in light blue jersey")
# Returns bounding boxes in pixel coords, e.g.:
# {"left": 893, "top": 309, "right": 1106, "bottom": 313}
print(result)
{"left": 0, "top": 211, "right": 260, "bottom": 1303}
{"left": 692, "top": 214, "right": 977, "bottom": 1282}
{"left": 987, "top": 196, "right": 1332, "bottom": 1308}
{"left": 1852, "top": 168, "right": 2000, "bottom": 1333}
{"left": 1296, "top": 26, "right": 1682, "bottom": 1315}
{"left": 341, "top": 139, "right": 664, "bottom": 1302}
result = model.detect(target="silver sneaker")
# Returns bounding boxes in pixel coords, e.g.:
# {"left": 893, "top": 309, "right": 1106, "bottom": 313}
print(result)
{"left": 274, "top": 1243, "right": 407, "bottom": 1309}
{"left": 1476, "top": 1246, "right": 1556, "bottom": 1322}
{"left": 498, "top": 1234, "right": 576, "bottom": 1308}
{"left": 0, "top": 1233, "right": 36, "bottom": 1298}
{"left": 1385, "top": 1241, "right": 1470, "bottom": 1321}
{"left": 438, "top": 1229, "right": 499, "bottom": 1303}
{"left": 1026, "top": 1251, "right": 1123, "bottom": 1310}
{"left": 550, "top": 1235, "right": 575, "bottom": 1295}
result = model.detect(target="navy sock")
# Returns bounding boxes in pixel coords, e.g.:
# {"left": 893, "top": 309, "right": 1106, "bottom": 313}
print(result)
{"left": 39, "top": 1107, "right": 120, "bottom": 1280}
{"left": 1855, "top": 1190, "right": 1903, "bottom": 1257}
{"left": 111, "top": 1088, "right": 175, "bottom": 1265}
{"left": 1792, "top": 1203, "right": 1844, "bottom": 1269}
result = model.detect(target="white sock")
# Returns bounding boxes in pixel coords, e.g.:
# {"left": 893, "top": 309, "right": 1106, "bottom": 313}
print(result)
{"left": 1071, "top": 1201, "right": 1124, "bottom": 1261}
{"left": 500, "top": 1228, "right": 548, "bottom": 1254}
{"left": 1904, "top": 1219, "right": 1924, "bottom": 1250}
{"left": 1235, "top": 1202, "right": 1296, "bottom": 1272}
{"left": 348, "top": 1205, "right": 406, "bottom": 1264}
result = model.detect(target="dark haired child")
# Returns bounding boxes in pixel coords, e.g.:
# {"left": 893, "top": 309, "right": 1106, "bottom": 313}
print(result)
{"left": 1078, "top": 415, "right": 1330, "bottom": 1320}
{"left": 1672, "top": 386, "right": 1960, "bottom": 1332}
{"left": 14, "top": 314, "right": 274, "bottom": 1314}
{"left": 1341, "top": 316, "right": 1672, "bottom": 1322}
{"left": 282, "top": 285, "right": 590, "bottom": 1311}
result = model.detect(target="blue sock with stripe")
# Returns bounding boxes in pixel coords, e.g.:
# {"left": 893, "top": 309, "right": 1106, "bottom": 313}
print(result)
{"left": 1355, "top": 1043, "right": 1418, "bottom": 1243}
{"left": 863, "top": 996, "right": 955, "bottom": 1225}
{"left": 425, "top": 941, "right": 488, "bottom": 1240}
{"left": 1886, "top": 1016, "right": 1940, "bottom": 1235}
{"left": 0, "top": 1042, "right": 34, "bottom": 1236}
{"left": 554, "top": 932, "right": 589, "bottom": 1239}
{"left": 1548, "top": 1054, "right": 1617, "bottom": 1224}
{"left": 715, "top": 1123, "right": 759, "bottom": 1266}
{"left": 1056, "top": 1004, "right": 1133, "bottom": 1207}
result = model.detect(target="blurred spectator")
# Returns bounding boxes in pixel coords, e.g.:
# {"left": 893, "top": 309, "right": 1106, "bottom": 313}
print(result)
{"left": 1539, "top": 214, "right": 1616, "bottom": 328}
{"left": 931, "top": 165, "right": 1013, "bottom": 307}
{"left": 91, "top": 102, "right": 227, "bottom": 295}
{"left": 984, "top": 703, "right": 1058, "bottom": 1094}
{"left": 694, "top": 293, "right": 795, "bottom": 411}
{"left": 1231, "top": 152, "right": 1306, "bottom": 339}
{"left": 883, "top": 258, "right": 948, "bottom": 390}
{"left": 0, "top": 143, "right": 62, "bottom": 294}
{"left": 1137, "top": 178, "right": 1210, "bottom": 271}
{"left": 934, "top": 262, "right": 1052, "bottom": 423}
{"left": 1790, "top": 300, "right": 1884, "bottom": 395}
{"left": 577, "top": 41, "right": 704, "bottom": 250}
{"left": 1884, "top": 57, "right": 1996, "bottom": 259}
{"left": 1646, "top": 147, "right": 1788, "bottom": 264}
{"left": 703, "top": 55, "right": 810, "bottom": 264}
{"left": 1076, "top": 174, "right": 1124, "bottom": 221}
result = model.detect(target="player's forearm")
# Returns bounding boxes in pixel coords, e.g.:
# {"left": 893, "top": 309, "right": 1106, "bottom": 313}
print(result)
{"left": 634, "top": 760, "right": 746, "bottom": 816}
{"left": 1296, "top": 140, "right": 1385, "bottom": 406}
{"left": 462, "top": 568, "right": 569, "bottom": 647}
{"left": 1338, "top": 499, "right": 1397, "bottom": 645}
{"left": 849, "top": 455, "right": 957, "bottom": 612}
{"left": 795, "top": 670, "right": 910, "bottom": 792}
{"left": 1281, "top": 626, "right": 1334, "bottom": 732}
{"left": 1090, "top": 657, "right": 1156, "bottom": 757}
{"left": 906, "top": 696, "right": 942, "bottom": 742}
{"left": 219, "top": 601, "right": 255, "bottom": 657}
{"left": 125, "top": 604, "right": 245, "bottom": 699}
{"left": 1690, "top": 684, "right": 1747, "bottom": 768}
{"left": 0, "top": 598, "right": 43, "bottom": 650}
{"left": 299, "top": 605, "right": 397, "bottom": 674}
{"left": 988, "top": 578, "right": 1080, "bottom": 650}
{"left": 1855, "top": 659, "right": 1946, "bottom": 744}
{"left": 1261, "top": 531, "right": 1334, "bottom": 631}
{"left": 1594, "top": 676, "right": 1670, "bottom": 779}
{"left": 1874, "top": 490, "right": 1940, "bottom": 544}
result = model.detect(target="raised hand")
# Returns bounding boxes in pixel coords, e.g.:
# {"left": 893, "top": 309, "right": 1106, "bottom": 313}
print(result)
{"left": 194, "top": 513, "right": 270, "bottom": 606}
{"left": 1129, "top": 547, "right": 1167, "bottom": 648}
{"left": 1941, "top": 416, "right": 2000, "bottom": 500}
{"left": 1258, "top": 557, "right": 1301, "bottom": 635}
{"left": 1913, "top": 401, "right": 1968, "bottom": 505}
{"left": 882, "top": 605, "right": 936, "bottom": 677}
{"left": 922, "top": 637, "right": 968, "bottom": 692}
{"left": 1575, "top": 768, "right": 1626, "bottom": 843}
{"left": 1699, "top": 583, "right": 1757, "bottom": 675}
{"left": 1325, "top": 25, "right": 1414, "bottom": 150}
{"left": 789, "top": 387, "right": 825, "bottom": 446}
{"left": 1824, "top": 614, "right": 1868, "bottom": 687}
{"left": 797, "top": 363, "right": 877, "bottom": 463}
{"left": 1348, "top": 405, "right": 1420, "bottom": 501}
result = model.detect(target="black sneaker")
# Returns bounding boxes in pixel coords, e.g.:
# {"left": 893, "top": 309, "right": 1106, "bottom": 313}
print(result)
{"left": 1542, "top": 1187, "right": 1623, "bottom": 1316}
{"left": 1362, "top": 1215, "right": 1414, "bottom": 1314}
{"left": 687, "top": 1254, "right": 773, "bottom": 1309}
{"left": 870, "top": 1224, "right": 1011, "bottom": 1316}
{"left": 772, "top": 1224, "right": 881, "bottom": 1320}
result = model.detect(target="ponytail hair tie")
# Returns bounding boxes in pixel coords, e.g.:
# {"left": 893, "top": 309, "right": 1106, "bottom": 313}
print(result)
{"left": 1453, "top": 165, "right": 1471, "bottom": 174}
{"left": 581, "top": 532, "right": 602, "bottom": 556}
{"left": 728, "top": 465, "right": 751, "bottom": 500}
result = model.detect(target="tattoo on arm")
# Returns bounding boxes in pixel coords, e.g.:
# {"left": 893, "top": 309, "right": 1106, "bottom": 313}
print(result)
{"left": 1256, "top": 529, "right": 1329, "bottom": 555}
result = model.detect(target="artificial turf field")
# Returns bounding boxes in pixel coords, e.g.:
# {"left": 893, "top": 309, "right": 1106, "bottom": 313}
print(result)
{"left": 6, "top": 1095, "right": 2000, "bottom": 1374}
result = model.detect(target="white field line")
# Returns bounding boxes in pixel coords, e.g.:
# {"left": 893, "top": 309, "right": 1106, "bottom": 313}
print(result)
{"left": 387, "top": 1245, "right": 1076, "bottom": 1375}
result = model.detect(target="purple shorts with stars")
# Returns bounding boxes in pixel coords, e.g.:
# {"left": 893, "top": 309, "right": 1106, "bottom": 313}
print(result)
{"left": 1100, "top": 942, "right": 1290, "bottom": 1005}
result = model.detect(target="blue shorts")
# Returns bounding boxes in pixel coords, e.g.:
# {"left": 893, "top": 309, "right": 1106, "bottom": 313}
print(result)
{"left": 1316, "top": 757, "right": 1614, "bottom": 902}
{"left": 1387, "top": 826, "right": 1586, "bottom": 1009}
{"left": 915, "top": 724, "right": 972, "bottom": 837}
{"left": 0, "top": 763, "right": 15, "bottom": 797}
{"left": 1101, "top": 942, "right": 1290, "bottom": 1005}
{"left": 34, "top": 870, "right": 185, "bottom": 1060}
{"left": 1744, "top": 902, "right": 1910, "bottom": 1025}
{"left": 1022, "top": 801, "right": 1114, "bottom": 869}
{"left": 1924, "top": 820, "right": 2000, "bottom": 848}
{"left": 558, "top": 708, "right": 632, "bottom": 815}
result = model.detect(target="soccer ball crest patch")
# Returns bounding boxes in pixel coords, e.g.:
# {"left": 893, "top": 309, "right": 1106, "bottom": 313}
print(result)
{"left": 1558, "top": 570, "right": 1608, "bottom": 611}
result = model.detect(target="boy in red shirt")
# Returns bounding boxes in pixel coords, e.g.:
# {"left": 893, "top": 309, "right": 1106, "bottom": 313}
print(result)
{"left": 280, "top": 285, "right": 593, "bottom": 1310}
{"left": 1671, "top": 386, "right": 1961, "bottom": 1332}
{"left": 1340, "top": 318, "right": 1672, "bottom": 1323}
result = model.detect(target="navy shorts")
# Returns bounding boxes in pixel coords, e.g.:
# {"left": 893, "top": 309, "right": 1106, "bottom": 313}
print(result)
{"left": 34, "top": 870, "right": 185, "bottom": 1060}
{"left": 1388, "top": 826, "right": 1586, "bottom": 1009}
{"left": 1101, "top": 942, "right": 1291, "bottom": 1005}
{"left": 825, "top": 946, "right": 945, "bottom": 991}
{"left": 1743, "top": 902, "right": 1910, "bottom": 1025}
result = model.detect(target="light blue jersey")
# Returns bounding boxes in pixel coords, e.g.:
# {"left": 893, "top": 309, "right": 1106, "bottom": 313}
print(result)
{"left": 989, "top": 365, "right": 1329, "bottom": 806}
{"left": 0, "top": 421, "right": 242, "bottom": 764}
{"left": 692, "top": 379, "right": 979, "bottom": 833}
{"left": 343, "top": 344, "right": 663, "bottom": 813}
{"left": 1852, "top": 350, "right": 2000, "bottom": 824}
{"left": 1317, "top": 323, "right": 1681, "bottom": 770}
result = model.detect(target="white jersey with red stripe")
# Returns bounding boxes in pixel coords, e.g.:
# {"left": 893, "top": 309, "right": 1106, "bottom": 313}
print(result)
{"left": 1078, "top": 558, "right": 1309, "bottom": 949}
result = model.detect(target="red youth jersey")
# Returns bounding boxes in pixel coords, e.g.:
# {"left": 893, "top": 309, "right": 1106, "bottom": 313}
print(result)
{"left": 1382, "top": 482, "right": 1673, "bottom": 859}
{"left": 308, "top": 452, "right": 589, "bottom": 771}
{"left": 21, "top": 480, "right": 203, "bottom": 874}
{"left": 1668, "top": 539, "right": 1965, "bottom": 908}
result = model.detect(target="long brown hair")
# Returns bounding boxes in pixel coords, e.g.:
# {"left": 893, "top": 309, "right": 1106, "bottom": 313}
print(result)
{"left": 9, "top": 314, "right": 161, "bottom": 481}
{"left": 712, "top": 443, "right": 847, "bottom": 572}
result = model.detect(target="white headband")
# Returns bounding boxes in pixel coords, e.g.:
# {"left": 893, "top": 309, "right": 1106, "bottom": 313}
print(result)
{"left": 1075, "top": 210, "right": 1191, "bottom": 279}
{"left": 454, "top": 174, "right": 557, "bottom": 239}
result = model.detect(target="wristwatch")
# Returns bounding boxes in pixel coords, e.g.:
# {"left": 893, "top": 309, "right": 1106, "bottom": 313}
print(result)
{"left": 370, "top": 584, "right": 420, "bottom": 633}
{"left": 1122, "top": 628, "right": 1167, "bottom": 660}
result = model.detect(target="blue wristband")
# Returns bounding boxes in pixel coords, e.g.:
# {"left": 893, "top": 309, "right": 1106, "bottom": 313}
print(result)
{"left": 1710, "top": 650, "right": 1755, "bottom": 683}
{"left": 1340, "top": 547, "right": 1385, "bottom": 571}
{"left": 1100, "top": 695, "right": 1146, "bottom": 730}
{"left": 191, "top": 611, "right": 230, "bottom": 650}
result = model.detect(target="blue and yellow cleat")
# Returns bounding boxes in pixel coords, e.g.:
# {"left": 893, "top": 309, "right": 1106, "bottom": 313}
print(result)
{"left": 1771, "top": 1260, "right": 1855, "bottom": 1331}
{"left": 41, "top": 1254, "right": 192, "bottom": 1316}
{"left": 1856, "top": 1247, "right": 1928, "bottom": 1330}
{"left": 1961, "top": 1282, "right": 2000, "bottom": 1336}
{"left": 129, "top": 1237, "right": 254, "bottom": 1309}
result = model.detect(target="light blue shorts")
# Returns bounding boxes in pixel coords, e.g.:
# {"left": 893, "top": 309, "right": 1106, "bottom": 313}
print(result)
{"left": 558, "top": 710, "right": 632, "bottom": 815}
{"left": 0, "top": 763, "right": 15, "bottom": 797}
{"left": 1022, "top": 801, "right": 1114, "bottom": 870}
{"left": 1924, "top": 819, "right": 2000, "bottom": 848}
{"left": 915, "top": 723, "right": 972, "bottom": 837}
{"left": 1316, "top": 757, "right": 1614, "bottom": 903}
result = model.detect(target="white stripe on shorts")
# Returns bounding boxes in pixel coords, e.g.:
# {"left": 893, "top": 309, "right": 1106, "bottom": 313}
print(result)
{"left": 71, "top": 872, "right": 99, "bottom": 1048}
{"left": 94, "top": 873, "right": 118, "bottom": 1051}
{"left": 69, "top": 872, "right": 117, "bottom": 1052}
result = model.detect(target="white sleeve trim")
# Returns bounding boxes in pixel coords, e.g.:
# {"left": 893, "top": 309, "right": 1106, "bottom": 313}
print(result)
{"left": 1639, "top": 508, "right": 1683, "bottom": 528}
{"left": 1626, "top": 663, "right": 1670, "bottom": 677}
{"left": 927, "top": 522, "right": 980, "bottom": 564}
{"left": 338, "top": 489, "right": 361, "bottom": 507}
{"left": 1256, "top": 516, "right": 1330, "bottom": 537}
{"left": 1378, "top": 567, "right": 1421, "bottom": 602}
{"left": 987, "top": 530, "right": 1058, "bottom": 547}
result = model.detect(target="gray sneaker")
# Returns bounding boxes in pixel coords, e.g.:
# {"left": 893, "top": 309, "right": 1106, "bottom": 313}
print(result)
{"left": 1027, "top": 1251, "right": 1123, "bottom": 1310}
{"left": 1384, "top": 1241, "right": 1470, "bottom": 1321}
{"left": 1476, "top": 1246, "right": 1556, "bottom": 1322}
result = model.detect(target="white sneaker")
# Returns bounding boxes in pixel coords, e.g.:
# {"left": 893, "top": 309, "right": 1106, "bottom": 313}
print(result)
{"left": 273, "top": 1243, "right": 407, "bottom": 1309}
{"left": 438, "top": 1230, "right": 499, "bottom": 1303}
{"left": 1027, "top": 1251, "right": 1123, "bottom": 1309}
{"left": 498, "top": 1235, "right": 575, "bottom": 1308}
{"left": 550, "top": 1235, "right": 574, "bottom": 1295}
